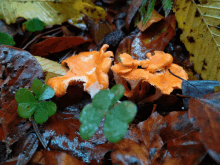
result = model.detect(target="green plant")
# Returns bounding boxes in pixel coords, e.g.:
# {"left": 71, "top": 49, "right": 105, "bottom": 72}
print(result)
{"left": 0, "top": 32, "right": 15, "bottom": 46}
{"left": 23, "top": 17, "right": 47, "bottom": 32}
{"left": 15, "top": 79, "right": 56, "bottom": 124}
{"left": 135, "top": 0, "right": 173, "bottom": 25}
{"left": 79, "top": 84, "right": 137, "bottom": 143}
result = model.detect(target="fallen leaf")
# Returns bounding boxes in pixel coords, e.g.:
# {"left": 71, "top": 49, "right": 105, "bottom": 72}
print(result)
{"left": 125, "top": 0, "right": 142, "bottom": 31}
{"left": 0, "top": 45, "right": 43, "bottom": 145}
{"left": 131, "top": 15, "right": 176, "bottom": 60}
{"left": 188, "top": 92, "right": 220, "bottom": 163}
{"left": 111, "top": 139, "right": 151, "bottom": 164}
{"left": 173, "top": 0, "right": 220, "bottom": 82}
{"left": 83, "top": 16, "right": 114, "bottom": 44}
{"left": 137, "top": 9, "right": 164, "bottom": 32}
{"left": 0, "top": 1, "right": 106, "bottom": 26}
{"left": 34, "top": 56, "right": 68, "bottom": 83}
{"left": 30, "top": 36, "right": 92, "bottom": 56}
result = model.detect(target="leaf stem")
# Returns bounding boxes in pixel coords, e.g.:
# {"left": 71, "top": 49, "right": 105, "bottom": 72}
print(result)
{"left": 30, "top": 117, "right": 50, "bottom": 151}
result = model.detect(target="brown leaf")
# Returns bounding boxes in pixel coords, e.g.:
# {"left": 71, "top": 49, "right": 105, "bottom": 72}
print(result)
{"left": 43, "top": 151, "right": 86, "bottom": 165}
{"left": 188, "top": 92, "right": 220, "bottom": 163}
{"left": 125, "top": 0, "right": 142, "bottom": 31}
{"left": 0, "top": 45, "right": 43, "bottom": 145}
{"left": 83, "top": 16, "right": 114, "bottom": 44}
{"left": 137, "top": 9, "right": 164, "bottom": 32}
{"left": 111, "top": 139, "right": 151, "bottom": 165}
{"left": 131, "top": 15, "right": 176, "bottom": 60}
{"left": 41, "top": 113, "right": 111, "bottom": 164}
{"left": 30, "top": 36, "right": 92, "bottom": 56}
{"left": 138, "top": 112, "right": 166, "bottom": 163}
{"left": 14, "top": 133, "right": 39, "bottom": 165}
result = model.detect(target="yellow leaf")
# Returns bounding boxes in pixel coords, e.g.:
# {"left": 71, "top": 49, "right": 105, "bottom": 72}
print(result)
{"left": 34, "top": 56, "right": 68, "bottom": 83}
{"left": 0, "top": 0, "right": 106, "bottom": 26}
{"left": 173, "top": 0, "right": 220, "bottom": 82}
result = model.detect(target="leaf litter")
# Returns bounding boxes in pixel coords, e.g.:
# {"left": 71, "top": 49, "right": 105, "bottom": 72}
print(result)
{"left": 0, "top": 0, "right": 220, "bottom": 164}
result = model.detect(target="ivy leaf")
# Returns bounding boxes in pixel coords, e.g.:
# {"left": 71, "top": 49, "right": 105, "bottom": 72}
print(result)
{"left": 15, "top": 88, "right": 38, "bottom": 118}
{"left": 0, "top": 32, "right": 15, "bottom": 46}
{"left": 162, "top": 0, "right": 173, "bottom": 17}
{"left": 34, "top": 101, "right": 57, "bottom": 124}
{"left": 32, "top": 79, "right": 55, "bottom": 101}
{"left": 104, "top": 101, "right": 137, "bottom": 143}
{"left": 109, "top": 84, "right": 125, "bottom": 106}
{"left": 79, "top": 104, "right": 106, "bottom": 140}
{"left": 92, "top": 89, "right": 113, "bottom": 110}
{"left": 25, "top": 18, "right": 47, "bottom": 32}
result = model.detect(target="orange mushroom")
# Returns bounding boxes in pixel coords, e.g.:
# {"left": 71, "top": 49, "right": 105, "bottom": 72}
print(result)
{"left": 111, "top": 51, "right": 188, "bottom": 102}
{"left": 47, "top": 44, "right": 113, "bottom": 98}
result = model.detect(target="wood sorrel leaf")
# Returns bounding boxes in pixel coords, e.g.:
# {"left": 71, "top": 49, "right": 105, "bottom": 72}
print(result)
{"left": 109, "top": 84, "right": 125, "bottom": 106}
{"left": 0, "top": 32, "right": 15, "bottom": 46}
{"left": 104, "top": 101, "right": 137, "bottom": 143}
{"left": 32, "top": 79, "right": 55, "bottom": 101}
{"left": 25, "top": 18, "right": 47, "bottom": 32}
{"left": 15, "top": 88, "right": 38, "bottom": 118}
{"left": 79, "top": 104, "right": 107, "bottom": 140}
{"left": 17, "top": 102, "right": 37, "bottom": 119}
{"left": 34, "top": 101, "right": 57, "bottom": 124}
{"left": 15, "top": 88, "right": 37, "bottom": 103}
{"left": 92, "top": 89, "right": 113, "bottom": 110}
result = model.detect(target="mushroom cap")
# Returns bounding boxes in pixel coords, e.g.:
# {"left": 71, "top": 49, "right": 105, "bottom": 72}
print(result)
{"left": 111, "top": 51, "right": 188, "bottom": 101}
{"left": 47, "top": 44, "right": 113, "bottom": 97}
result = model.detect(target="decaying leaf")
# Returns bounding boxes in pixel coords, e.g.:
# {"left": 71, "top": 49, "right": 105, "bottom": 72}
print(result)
{"left": 0, "top": 0, "right": 106, "bottom": 26}
{"left": 188, "top": 92, "right": 220, "bottom": 163}
{"left": 137, "top": 9, "right": 164, "bottom": 32}
{"left": 173, "top": 0, "right": 220, "bottom": 82}
{"left": 46, "top": 44, "right": 113, "bottom": 98}
{"left": 30, "top": 36, "right": 92, "bottom": 56}
{"left": 0, "top": 46, "right": 43, "bottom": 145}
{"left": 131, "top": 15, "right": 176, "bottom": 60}
{"left": 34, "top": 56, "right": 68, "bottom": 83}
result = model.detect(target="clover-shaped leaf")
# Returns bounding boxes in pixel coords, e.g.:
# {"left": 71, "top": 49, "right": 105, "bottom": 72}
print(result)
{"left": 32, "top": 79, "right": 55, "bottom": 101}
{"left": 92, "top": 89, "right": 113, "bottom": 110}
{"left": 0, "top": 32, "right": 15, "bottom": 46}
{"left": 104, "top": 101, "right": 137, "bottom": 143}
{"left": 34, "top": 101, "right": 57, "bottom": 124}
{"left": 109, "top": 84, "right": 125, "bottom": 106}
{"left": 79, "top": 104, "right": 107, "bottom": 140}
{"left": 25, "top": 18, "right": 47, "bottom": 32}
{"left": 15, "top": 88, "right": 38, "bottom": 119}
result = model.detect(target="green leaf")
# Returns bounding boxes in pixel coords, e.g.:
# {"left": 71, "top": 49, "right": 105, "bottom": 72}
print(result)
{"left": 0, "top": 32, "right": 15, "bottom": 46}
{"left": 18, "top": 102, "right": 37, "bottom": 119}
{"left": 32, "top": 79, "right": 55, "bottom": 101}
{"left": 34, "top": 101, "right": 57, "bottom": 124}
{"left": 162, "top": 0, "right": 173, "bottom": 17}
{"left": 15, "top": 88, "right": 37, "bottom": 103}
{"left": 92, "top": 89, "right": 113, "bottom": 110}
{"left": 109, "top": 101, "right": 137, "bottom": 123}
{"left": 25, "top": 18, "right": 47, "bottom": 32}
{"left": 104, "top": 101, "right": 137, "bottom": 143}
{"left": 104, "top": 115, "right": 128, "bottom": 143}
{"left": 34, "top": 110, "right": 48, "bottom": 124}
{"left": 109, "top": 84, "right": 125, "bottom": 106}
{"left": 79, "top": 104, "right": 107, "bottom": 140}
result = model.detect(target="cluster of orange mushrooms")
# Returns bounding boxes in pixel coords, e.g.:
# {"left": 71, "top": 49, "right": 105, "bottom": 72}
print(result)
{"left": 47, "top": 44, "right": 188, "bottom": 102}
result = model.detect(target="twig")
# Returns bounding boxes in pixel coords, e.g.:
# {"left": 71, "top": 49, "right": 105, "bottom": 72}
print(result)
{"left": 29, "top": 117, "right": 50, "bottom": 151}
